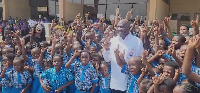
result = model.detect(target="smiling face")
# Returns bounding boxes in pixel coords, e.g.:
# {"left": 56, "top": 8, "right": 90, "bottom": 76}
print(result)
{"left": 179, "top": 26, "right": 189, "bottom": 35}
{"left": 128, "top": 57, "right": 142, "bottom": 75}
{"left": 117, "top": 19, "right": 130, "bottom": 38}
{"left": 31, "top": 48, "right": 41, "bottom": 59}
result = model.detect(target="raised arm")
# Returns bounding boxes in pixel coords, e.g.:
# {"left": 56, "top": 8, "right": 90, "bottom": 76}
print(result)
{"left": 182, "top": 36, "right": 200, "bottom": 83}
{"left": 163, "top": 17, "right": 173, "bottom": 40}
{"left": 65, "top": 50, "right": 81, "bottom": 69}
{"left": 142, "top": 50, "right": 155, "bottom": 76}
{"left": 51, "top": 37, "right": 56, "bottom": 57}
{"left": 20, "top": 38, "right": 29, "bottom": 62}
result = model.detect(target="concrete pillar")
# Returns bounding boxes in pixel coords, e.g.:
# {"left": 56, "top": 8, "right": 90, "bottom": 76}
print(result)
{"left": 3, "top": 0, "right": 8, "bottom": 20}
{"left": 148, "top": 0, "right": 169, "bottom": 22}
{"left": 59, "top": 0, "right": 65, "bottom": 21}
{"left": 94, "top": 0, "right": 99, "bottom": 19}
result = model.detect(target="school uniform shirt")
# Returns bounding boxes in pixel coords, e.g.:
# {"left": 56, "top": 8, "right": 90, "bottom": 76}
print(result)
{"left": 31, "top": 59, "right": 44, "bottom": 78}
{"left": 98, "top": 72, "right": 111, "bottom": 92}
{"left": 0, "top": 66, "right": 14, "bottom": 87}
{"left": 40, "top": 65, "right": 74, "bottom": 92}
{"left": 102, "top": 33, "right": 144, "bottom": 91}
{"left": 4, "top": 69, "right": 32, "bottom": 88}
{"left": 71, "top": 62, "right": 98, "bottom": 91}
{"left": 121, "top": 65, "right": 140, "bottom": 93}
{"left": 191, "top": 64, "right": 200, "bottom": 87}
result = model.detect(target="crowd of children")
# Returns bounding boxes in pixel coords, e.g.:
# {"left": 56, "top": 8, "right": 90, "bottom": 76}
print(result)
{"left": 0, "top": 8, "right": 200, "bottom": 93}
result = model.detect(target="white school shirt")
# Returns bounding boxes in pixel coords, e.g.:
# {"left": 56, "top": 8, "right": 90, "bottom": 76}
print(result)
{"left": 102, "top": 33, "right": 144, "bottom": 91}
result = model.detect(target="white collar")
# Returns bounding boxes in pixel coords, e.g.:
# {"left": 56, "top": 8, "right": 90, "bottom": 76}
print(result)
{"left": 118, "top": 33, "right": 132, "bottom": 41}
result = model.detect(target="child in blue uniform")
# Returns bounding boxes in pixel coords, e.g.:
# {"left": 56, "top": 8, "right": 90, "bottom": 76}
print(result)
{"left": 38, "top": 59, "right": 53, "bottom": 93}
{"left": 91, "top": 53, "right": 102, "bottom": 93}
{"left": 65, "top": 50, "right": 98, "bottom": 93}
{"left": 29, "top": 47, "right": 45, "bottom": 93}
{"left": 40, "top": 54, "right": 74, "bottom": 93}
{"left": 6, "top": 57, "right": 32, "bottom": 93}
{"left": 116, "top": 56, "right": 143, "bottom": 93}
{"left": 98, "top": 62, "right": 111, "bottom": 93}
{"left": 0, "top": 53, "right": 15, "bottom": 93}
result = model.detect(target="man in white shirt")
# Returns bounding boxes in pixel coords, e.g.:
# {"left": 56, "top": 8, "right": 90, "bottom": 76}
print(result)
{"left": 102, "top": 19, "right": 144, "bottom": 93}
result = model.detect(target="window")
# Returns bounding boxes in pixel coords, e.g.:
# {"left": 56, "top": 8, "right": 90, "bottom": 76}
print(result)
{"left": 194, "top": 13, "right": 200, "bottom": 21}
{"left": 171, "top": 14, "right": 178, "bottom": 20}
{"left": 180, "top": 13, "right": 190, "bottom": 21}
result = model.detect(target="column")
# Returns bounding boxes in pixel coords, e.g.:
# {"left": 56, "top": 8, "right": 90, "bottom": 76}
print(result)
{"left": 2, "top": 0, "right": 8, "bottom": 20}
{"left": 148, "top": 0, "right": 169, "bottom": 22}
{"left": 59, "top": 0, "right": 65, "bottom": 21}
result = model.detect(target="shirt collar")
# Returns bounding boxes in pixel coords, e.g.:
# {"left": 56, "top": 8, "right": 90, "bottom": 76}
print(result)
{"left": 118, "top": 33, "right": 132, "bottom": 41}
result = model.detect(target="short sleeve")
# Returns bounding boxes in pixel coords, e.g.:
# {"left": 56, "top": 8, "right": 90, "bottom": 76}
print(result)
{"left": 40, "top": 70, "right": 49, "bottom": 79}
{"left": 71, "top": 61, "right": 81, "bottom": 72}
{"left": 90, "top": 68, "right": 98, "bottom": 83}
{"left": 65, "top": 69, "right": 74, "bottom": 81}
{"left": 121, "top": 65, "right": 129, "bottom": 74}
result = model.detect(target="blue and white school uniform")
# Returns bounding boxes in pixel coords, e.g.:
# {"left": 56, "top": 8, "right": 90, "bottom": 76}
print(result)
{"left": 68, "top": 52, "right": 80, "bottom": 93}
{"left": 98, "top": 72, "right": 111, "bottom": 93}
{"left": 121, "top": 65, "right": 140, "bottom": 93}
{"left": 1, "top": 66, "right": 14, "bottom": 93}
{"left": 40, "top": 65, "right": 74, "bottom": 93}
{"left": 71, "top": 62, "right": 98, "bottom": 93}
{"left": 31, "top": 59, "right": 44, "bottom": 93}
{"left": 4, "top": 70, "right": 32, "bottom": 93}
{"left": 192, "top": 64, "right": 200, "bottom": 88}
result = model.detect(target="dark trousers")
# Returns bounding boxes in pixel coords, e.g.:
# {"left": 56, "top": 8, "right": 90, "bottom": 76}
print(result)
{"left": 111, "top": 89, "right": 126, "bottom": 93}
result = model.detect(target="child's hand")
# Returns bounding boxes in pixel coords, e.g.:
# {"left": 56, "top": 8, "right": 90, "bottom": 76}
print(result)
{"left": 157, "top": 65, "right": 163, "bottom": 71}
{"left": 95, "top": 62, "right": 99, "bottom": 70}
{"left": 55, "top": 87, "right": 62, "bottom": 93}
{"left": 190, "top": 20, "right": 197, "bottom": 28}
{"left": 126, "top": 9, "right": 132, "bottom": 16}
{"left": 21, "top": 89, "right": 26, "bottom": 93}
{"left": 175, "top": 69, "right": 181, "bottom": 76}
{"left": 86, "top": 39, "right": 91, "bottom": 48}
{"left": 102, "top": 40, "right": 111, "bottom": 50}
{"left": 42, "top": 85, "right": 51, "bottom": 92}
{"left": 163, "top": 17, "right": 171, "bottom": 27}
{"left": 155, "top": 50, "right": 165, "bottom": 57}
{"left": 3, "top": 62, "right": 9, "bottom": 69}
{"left": 41, "top": 47, "right": 47, "bottom": 53}
{"left": 74, "top": 50, "right": 81, "bottom": 57}
{"left": 142, "top": 50, "right": 148, "bottom": 60}
{"left": 188, "top": 36, "right": 200, "bottom": 49}
{"left": 116, "top": 8, "right": 119, "bottom": 15}
{"left": 20, "top": 38, "right": 25, "bottom": 46}
{"left": 141, "top": 68, "right": 147, "bottom": 75}
{"left": 169, "top": 45, "right": 176, "bottom": 57}
{"left": 152, "top": 74, "right": 164, "bottom": 85}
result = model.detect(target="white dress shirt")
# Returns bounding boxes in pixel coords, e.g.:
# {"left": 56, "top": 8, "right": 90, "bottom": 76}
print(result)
{"left": 102, "top": 33, "right": 144, "bottom": 91}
